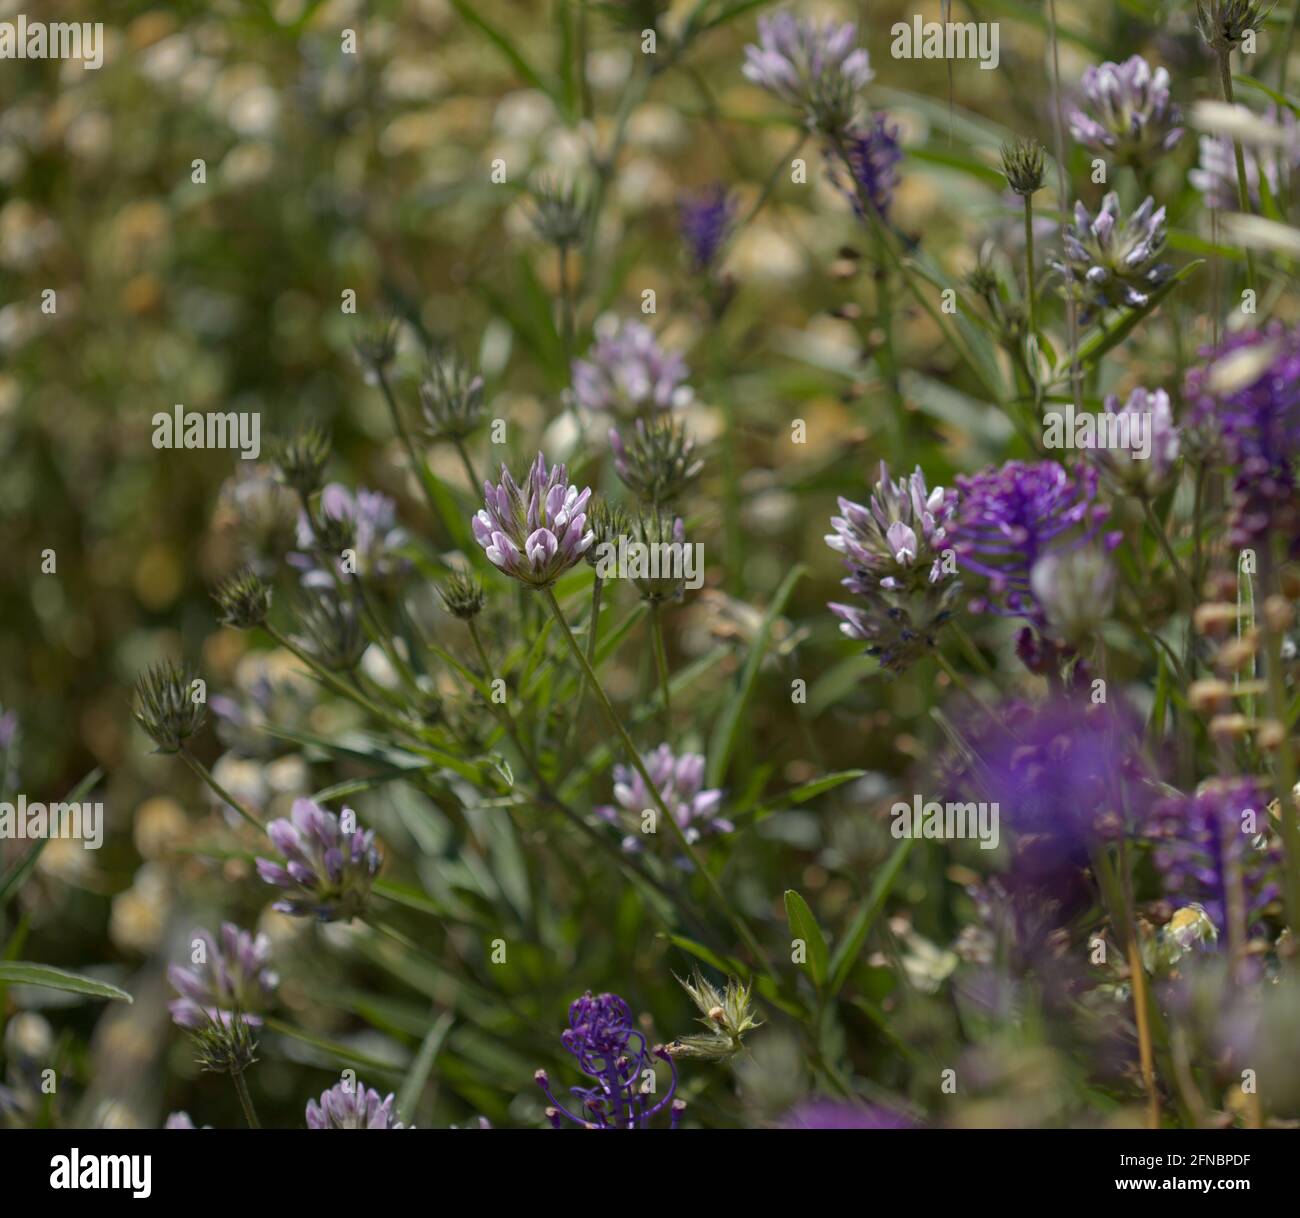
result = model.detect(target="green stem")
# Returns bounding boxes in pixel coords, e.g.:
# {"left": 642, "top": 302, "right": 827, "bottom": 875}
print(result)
{"left": 231, "top": 1069, "right": 260, "bottom": 1130}
{"left": 1140, "top": 497, "right": 1196, "bottom": 608}
{"left": 179, "top": 747, "right": 264, "bottom": 833}
{"left": 1213, "top": 33, "right": 1258, "bottom": 294}
{"left": 542, "top": 586, "right": 777, "bottom": 980}
{"left": 1023, "top": 192, "right": 1037, "bottom": 339}
{"left": 650, "top": 602, "right": 672, "bottom": 738}
{"left": 452, "top": 436, "right": 480, "bottom": 491}
{"left": 375, "top": 367, "right": 454, "bottom": 535}
{"left": 565, "top": 575, "right": 603, "bottom": 753}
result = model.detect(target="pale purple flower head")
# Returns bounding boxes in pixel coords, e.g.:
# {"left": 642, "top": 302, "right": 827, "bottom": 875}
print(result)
{"left": 1190, "top": 107, "right": 1299, "bottom": 212}
{"left": 829, "top": 114, "right": 903, "bottom": 219}
{"left": 570, "top": 318, "right": 693, "bottom": 418}
{"left": 473, "top": 453, "right": 594, "bottom": 587}
{"left": 782, "top": 1099, "right": 918, "bottom": 1129}
{"left": 1143, "top": 777, "right": 1281, "bottom": 932}
{"left": 952, "top": 460, "right": 1113, "bottom": 620}
{"left": 164, "top": 1111, "right": 200, "bottom": 1129}
{"left": 291, "top": 483, "right": 409, "bottom": 588}
{"left": 597, "top": 744, "right": 731, "bottom": 854}
{"left": 678, "top": 185, "right": 735, "bottom": 273}
{"left": 256, "top": 798, "right": 381, "bottom": 921}
{"left": 535, "top": 991, "right": 683, "bottom": 1129}
{"left": 306, "top": 1079, "right": 404, "bottom": 1129}
{"left": 167, "top": 922, "right": 278, "bottom": 1030}
{"left": 1068, "top": 55, "right": 1183, "bottom": 166}
{"left": 1052, "top": 192, "right": 1170, "bottom": 313}
{"left": 1090, "top": 386, "right": 1181, "bottom": 495}
{"left": 826, "top": 461, "right": 961, "bottom": 672}
{"left": 742, "top": 12, "right": 873, "bottom": 132}
{"left": 0, "top": 707, "right": 18, "bottom": 755}
{"left": 1184, "top": 323, "right": 1300, "bottom": 548}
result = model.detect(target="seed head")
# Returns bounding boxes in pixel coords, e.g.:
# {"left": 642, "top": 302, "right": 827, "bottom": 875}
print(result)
{"left": 419, "top": 351, "right": 486, "bottom": 442}
{"left": 271, "top": 424, "right": 331, "bottom": 499}
{"left": 438, "top": 570, "right": 486, "bottom": 620}
{"left": 213, "top": 567, "right": 272, "bottom": 630}
{"left": 134, "top": 660, "right": 205, "bottom": 753}
{"left": 609, "top": 417, "right": 704, "bottom": 507}
{"left": 1000, "top": 137, "right": 1045, "bottom": 196}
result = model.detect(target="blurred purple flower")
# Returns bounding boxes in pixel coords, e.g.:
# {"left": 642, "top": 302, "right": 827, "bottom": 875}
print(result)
{"left": 256, "top": 798, "right": 381, "bottom": 921}
{"left": 306, "top": 1079, "right": 404, "bottom": 1129}
{"left": 1068, "top": 55, "right": 1183, "bottom": 165}
{"left": 1184, "top": 323, "right": 1300, "bottom": 548}
{"left": 952, "top": 460, "right": 1113, "bottom": 620}
{"left": 1143, "top": 777, "right": 1282, "bottom": 932}
{"left": 742, "top": 12, "right": 873, "bottom": 132}
{"left": 291, "top": 483, "right": 409, "bottom": 588}
{"left": 168, "top": 922, "right": 278, "bottom": 1030}
{"left": 678, "top": 185, "right": 735, "bottom": 272}
{"left": 597, "top": 744, "right": 731, "bottom": 854}
{"left": 782, "top": 1099, "right": 917, "bottom": 1129}
{"left": 535, "top": 991, "right": 683, "bottom": 1129}
{"left": 570, "top": 319, "right": 693, "bottom": 418}
{"left": 1089, "top": 386, "right": 1181, "bottom": 496}
{"left": 472, "top": 453, "right": 594, "bottom": 587}
{"left": 1190, "top": 107, "right": 1299, "bottom": 212}
{"left": 829, "top": 114, "right": 903, "bottom": 218}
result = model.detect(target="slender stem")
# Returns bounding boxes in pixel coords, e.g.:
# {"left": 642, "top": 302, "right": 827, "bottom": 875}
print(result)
{"left": 1022, "top": 193, "right": 1037, "bottom": 338}
{"left": 1261, "top": 550, "right": 1300, "bottom": 938}
{"left": 1127, "top": 938, "right": 1161, "bottom": 1129}
{"left": 543, "top": 587, "right": 777, "bottom": 980}
{"left": 1212, "top": 21, "right": 1258, "bottom": 293}
{"left": 1281, "top": 0, "right": 1300, "bottom": 96}
{"left": 1047, "top": 0, "right": 1084, "bottom": 417}
{"left": 465, "top": 618, "right": 684, "bottom": 909}
{"left": 375, "top": 366, "right": 453, "bottom": 534}
{"left": 452, "top": 437, "right": 479, "bottom": 491}
{"left": 565, "top": 575, "right": 603, "bottom": 753}
{"left": 1140, "top": 497, "right": 1196, "bottom": 607}
{"left": 179, "top": 747, "right": 264, "bottom": 833}
{"left": 649, "top": 602, "right": 672, "bottom": 738}
{"left": 230, "top": 1069, "right": 260, "bottom": 1130}
{"left": 265, "top": 624, "right": 425, "bottom": 744}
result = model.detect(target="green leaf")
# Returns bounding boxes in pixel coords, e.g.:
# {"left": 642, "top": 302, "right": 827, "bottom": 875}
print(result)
{"left": 0, "top": 768, "right": 102, "bottom": 908}
{"left": 706, "top": 564, "right": 805, "bottom": 787}
{"left": 1072, "top": 261, "right": 1204, "bottom": 371}
{"left": 784, "top": 890, "right": 829, "bottom": 988}
{"left": 828, "top": 837, "right": 915, "bottom": 995}
{"left": 448, "top": 0, "right": 557, "bottom": 100}
{"left": 0, "top": 962, "right": 131, "bottom": 1003}
{"left": 396, "top": 1010, "right": 454, "bottom": 1125}
{"left": 782, "top": 770, "right": 867, "bottom": 804}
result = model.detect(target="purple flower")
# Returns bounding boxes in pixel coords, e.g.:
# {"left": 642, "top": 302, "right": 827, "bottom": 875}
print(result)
{"left": 472, "top": 453, "right": 594, "bottom": 587}
{"left": 306, "top": 1080, "right": 404, "bottom": 1129}
{"left": 291, "top": 483, "right": 409, "bottom": 589}
{"left": 742, "top": 12, "right": 873, "bottom": 132}
{"left": 596, "top": 744, "right": 731, "bottom": 854}
{"left": 781, "top": 1099, "right": 917, "bottom": 1129}
{"left": 952, "top": 460, "right": 1112, "bottom": 620}
{"left": 1184, "top": 324, "right": 1300, "bottom": 548}
{"left": 1190, "top": 107, "right": 1299, "bottom": 212}
{"left": 1143, "top": 777, "right": 1282, "bottom": 932}
{"left": 1029, "top": 547, "right": 1116, "bottom": 645}
{"left": 1068, "top": 55, "right": 1183, "bottom": 166}
{"left": 828, "top": 114, "right": 903, "bottom": 219}
{"left": 164, "top": 1111, "right": 202, "bottom": 1129}
{"left": 256, "top": 798, "right": 382, "bottom": 921}
{"left": 678, "top": 185, "right": 735, "bottom": 273}
{"left": 570, "top": 319, "right": 693, "bottom": 418}
{"left": 1089, "top": 386, "right": 1181, "bottom": 496}
{"left": 826, "top": 461, "right": 961, "bottom": 673}
{"left": 167, "top": 923, "right": 278, "bottom": 1030}
{"left": 535, "top": 992, "right": 683, "bottom": 1129}
{"left": 0, "top": 707, "right": 17, "bottom": 752}
{"left": 1051, "top": 192, "right": 1170, "bottom": 313}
